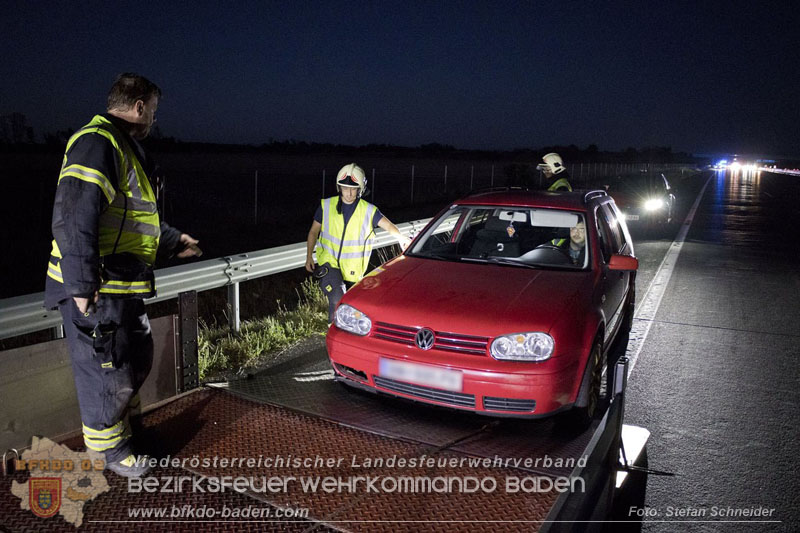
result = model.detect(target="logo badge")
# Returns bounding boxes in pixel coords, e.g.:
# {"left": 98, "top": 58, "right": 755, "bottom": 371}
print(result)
{"left": 415, "top": 328, "right": 435, "bottom": 350}
{"left": 29, "top": 478, "right": 61, "bottom": 518}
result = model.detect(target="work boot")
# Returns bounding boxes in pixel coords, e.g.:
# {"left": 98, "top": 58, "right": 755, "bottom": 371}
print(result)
{"left": 105, "top": 454, "right": 152, "bottom": 478}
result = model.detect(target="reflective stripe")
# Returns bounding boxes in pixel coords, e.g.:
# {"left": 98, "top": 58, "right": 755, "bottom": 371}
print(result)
{"left": 317, "top": 241, "right": 338, "bottom": 258}
{"left": 551, "top": 238, "right": 567, "bottom": 246}
{"left": 125, "top": 166, "right": 142, "bottom": 199}
{"left": 82, "top": 421, "right": 126, "bottom": 439}
{"left": 83, "top": 426, "right": 131, "bottom": 451}
{"left": 60, "top": 164, "right": 116, "bottom": 203}
{"left": 99, "top": 211, "right": 161, "bottom": 237}
{"left": 84, "top": 436, "right": 123, "bottom": 452}
{"left": 47, "top": 263, "right": 62, "bottom": 282}
{"left": 100, "top": 280, "right": 153, "bottom": 294}
{"left": 321, "top": 198, "right": 333, "bottom": 242}
{"left": 109, "top": 193, "right": 157, "bottom": 213}
{"left": 337, "top": 251, "right": 373, "bottom": 259}
{"left": 319, "top": 231, "right": 342, "bottom": 246}
{"left": 82, "top": 420, "right": 131, "bottom": 451}
{"left": 359, "top": 205, "right": 376, "bottom": 241}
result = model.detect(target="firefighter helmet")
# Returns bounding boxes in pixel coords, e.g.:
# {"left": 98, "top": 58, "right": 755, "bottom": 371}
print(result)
{"left": 336, "top": 163, "right": 367, "bottom": 195}
{"left": 537, "top": 153, "right": 566, "bottom": 175}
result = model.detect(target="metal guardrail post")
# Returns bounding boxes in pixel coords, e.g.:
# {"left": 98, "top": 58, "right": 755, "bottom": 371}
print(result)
{"left": 228, "top": 282, "right": 241, "bottom": 334}
{"left": 177, "top": 290, "right": 199, "bottom": 393}
{"left": 50, "top": 324, "right": 64, "bottom": 340}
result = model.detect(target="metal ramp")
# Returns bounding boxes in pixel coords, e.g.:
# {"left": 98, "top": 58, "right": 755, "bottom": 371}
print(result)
{"left": 2, "top": 386, "right": 560, "bottom": 532}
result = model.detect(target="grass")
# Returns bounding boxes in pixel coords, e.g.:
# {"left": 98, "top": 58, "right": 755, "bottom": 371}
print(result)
{"left": 197, "top": 277, "right": 329, "bottom": 381}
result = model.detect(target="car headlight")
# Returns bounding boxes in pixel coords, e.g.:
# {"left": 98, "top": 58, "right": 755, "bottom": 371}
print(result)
{"left": 334, "top": 304, "right": 372, "bottom": 336}
{"left": 644, "top": 198, "right": 664, "bottom": 211}
{"left": 490, "top": 332, "right": 554, "bottom": 361}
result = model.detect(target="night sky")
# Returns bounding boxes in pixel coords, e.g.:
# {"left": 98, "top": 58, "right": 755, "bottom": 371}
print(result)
{"left": 3, "top": 0, "right": 798, "bottom": 156}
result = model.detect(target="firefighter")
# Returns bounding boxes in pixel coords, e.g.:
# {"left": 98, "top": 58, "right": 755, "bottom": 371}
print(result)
{"left": 537, "top": 152, "right": 573, "bottom": 191}
{"left": 305, "top": 163, "right": 411, "bottom": 321}
{"left": 44, "top": 73, "right": 200, "bottom": 477}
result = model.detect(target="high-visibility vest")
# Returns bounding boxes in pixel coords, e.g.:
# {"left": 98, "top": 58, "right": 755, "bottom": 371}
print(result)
{"left": 316, "top": 197, "right": 377, "bottom": 282}
{"left": 548, "top": 176, "right": 572, "bottom": 191}
{"left": 47, "top": 115, "right": 161, "bottom": 296}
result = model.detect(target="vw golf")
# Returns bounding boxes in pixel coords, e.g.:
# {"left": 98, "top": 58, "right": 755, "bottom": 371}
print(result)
{"left": 326, "top": 189, "right": 638, "bottom": 426}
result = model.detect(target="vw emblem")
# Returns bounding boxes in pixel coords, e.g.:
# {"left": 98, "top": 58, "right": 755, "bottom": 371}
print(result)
{"left": 415, "top": 328, "right": 435, "bottom": 350}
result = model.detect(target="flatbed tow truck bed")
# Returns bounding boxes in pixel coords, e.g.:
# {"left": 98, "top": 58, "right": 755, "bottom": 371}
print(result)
{"left": 1, "top": 345, "right": 647, "bottom": 532}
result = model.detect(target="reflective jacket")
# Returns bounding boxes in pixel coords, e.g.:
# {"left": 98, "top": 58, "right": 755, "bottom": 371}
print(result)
{"left": 45, "top": 115, "right": 178, "bottom": 307}
{"left": 547, "top": 174, "right": 573, "bottom": 192}
{"left": 316, "top": 197, "right": 378, "bottom": 282}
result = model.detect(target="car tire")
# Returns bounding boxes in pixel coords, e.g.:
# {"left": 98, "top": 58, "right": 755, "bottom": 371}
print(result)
{"left": 560, "top": 340, "right": 604, "bottom": 430}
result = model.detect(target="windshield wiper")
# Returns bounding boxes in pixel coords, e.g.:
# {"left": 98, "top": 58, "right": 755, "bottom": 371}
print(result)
{"left": 484, "top": 257, "right": 540, "bottom": 269}
{"left": 410, "top": 252, "right": 458, "bottom": 262}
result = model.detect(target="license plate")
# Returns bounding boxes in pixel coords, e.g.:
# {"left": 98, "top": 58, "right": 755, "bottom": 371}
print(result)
{"left": 379, "top": 358, "right": 463, "bottom": 392}
{"left": 625, "top": 214, "right": 640, "bottom": 221}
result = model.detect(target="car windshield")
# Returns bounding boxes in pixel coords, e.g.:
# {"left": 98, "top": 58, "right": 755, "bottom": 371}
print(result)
{"left": 407, "top": 206, "right": 589, "bottom": 269}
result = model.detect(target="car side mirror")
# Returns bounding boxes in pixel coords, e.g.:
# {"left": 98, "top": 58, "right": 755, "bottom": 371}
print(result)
{"left": 608, "top": 254, "right": 638, "bottom": 271}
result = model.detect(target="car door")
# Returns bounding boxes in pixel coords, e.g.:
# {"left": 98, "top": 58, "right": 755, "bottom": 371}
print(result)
{"left": 595, "top": 203, "right": 630, "bottom": 345}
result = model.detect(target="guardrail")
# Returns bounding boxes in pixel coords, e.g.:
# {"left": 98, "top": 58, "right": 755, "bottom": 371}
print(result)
{"left": 0, "top": 218, "right": 434, "bottom": 341}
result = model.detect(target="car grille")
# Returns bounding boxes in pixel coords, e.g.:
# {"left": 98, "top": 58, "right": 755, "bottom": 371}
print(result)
{"left": 373, "top": 376, "right": 476, "bottom": 408}
{"left": 373, "top": 322, "right": 489, "bottom": 356}
{"left": 483, "top": 397, "right": 537, "bottom": 413}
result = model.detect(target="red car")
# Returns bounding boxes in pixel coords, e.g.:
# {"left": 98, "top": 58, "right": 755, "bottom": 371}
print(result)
{"left": 326, "top": 189, "right": 637, "bottom": 425}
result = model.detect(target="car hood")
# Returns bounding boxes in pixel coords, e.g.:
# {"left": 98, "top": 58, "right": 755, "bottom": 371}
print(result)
{"left": 345, "top": 256, "right": 589, "bottom": 336}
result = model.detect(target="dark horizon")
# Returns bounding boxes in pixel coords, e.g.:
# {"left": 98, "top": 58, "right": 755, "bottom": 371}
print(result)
{"left": 3, "top": 0, "right": 798, "bottom": 157}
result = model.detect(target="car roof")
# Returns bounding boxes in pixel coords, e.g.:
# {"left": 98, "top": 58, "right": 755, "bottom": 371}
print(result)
{"left": 454, "top": 189, "right": 609, "bottom": 212}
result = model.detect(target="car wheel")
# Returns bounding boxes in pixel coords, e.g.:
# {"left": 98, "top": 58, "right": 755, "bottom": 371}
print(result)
{"left": 561, "top": 340, "right": 604, "bottom": 430}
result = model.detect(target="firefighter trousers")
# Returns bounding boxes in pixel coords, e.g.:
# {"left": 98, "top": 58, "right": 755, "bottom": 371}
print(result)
{"left": 315, "top": 264, "right": 355, "bottom": 321}
{"left": 59, "top": 297, "right": 153, "bottom": 463}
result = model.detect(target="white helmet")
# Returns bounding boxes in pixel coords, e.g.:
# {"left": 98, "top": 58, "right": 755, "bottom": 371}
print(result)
{"left": 336, "top": 163, "right": 367, "bottom": 195}
{"left": 537, "top": 152, "right": 566, "bottom": 175}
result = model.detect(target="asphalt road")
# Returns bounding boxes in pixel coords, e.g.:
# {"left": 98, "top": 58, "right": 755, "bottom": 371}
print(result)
{"left": 623, "top": 169, "right": 800, "bottom": 532}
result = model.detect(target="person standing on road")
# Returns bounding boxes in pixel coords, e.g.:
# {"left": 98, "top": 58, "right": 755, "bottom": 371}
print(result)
{"left": 537, "top": 152, "right": 573, "bottom": 191}
{"left": 44, "top": 73, "right": 201, "bottom": 477}
{"left": 305, "top": 163, "right": 411, "bottom": 321}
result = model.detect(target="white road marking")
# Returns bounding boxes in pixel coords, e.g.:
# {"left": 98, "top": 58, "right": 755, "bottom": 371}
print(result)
{"left": 625, "top": 174, "right": 713, "bottom": 377}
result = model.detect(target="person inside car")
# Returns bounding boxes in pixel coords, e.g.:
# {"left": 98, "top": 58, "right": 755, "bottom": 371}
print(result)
{"left": 552, "top": 220, "right": 586, "bottom": 265}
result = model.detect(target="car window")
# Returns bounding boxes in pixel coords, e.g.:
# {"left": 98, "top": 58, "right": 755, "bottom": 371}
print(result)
{"left": 605, "top": 201, "right": 631, "bottom": 254}
{"left": 594, "top": 207, "right": 614, "bottom": 262}
{"left": 408, "top": 205, "right": 588, "bottom": 269}
{"left": 599, "top": 203, "right": 627, "bottom": 254}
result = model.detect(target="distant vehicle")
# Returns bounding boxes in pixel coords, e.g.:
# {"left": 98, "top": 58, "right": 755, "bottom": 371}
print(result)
{"left": 594, "top": 173, "right": 676, "bottom": 235}
{"left": 326, "top": 189, "right": 638, "bottom": 428}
